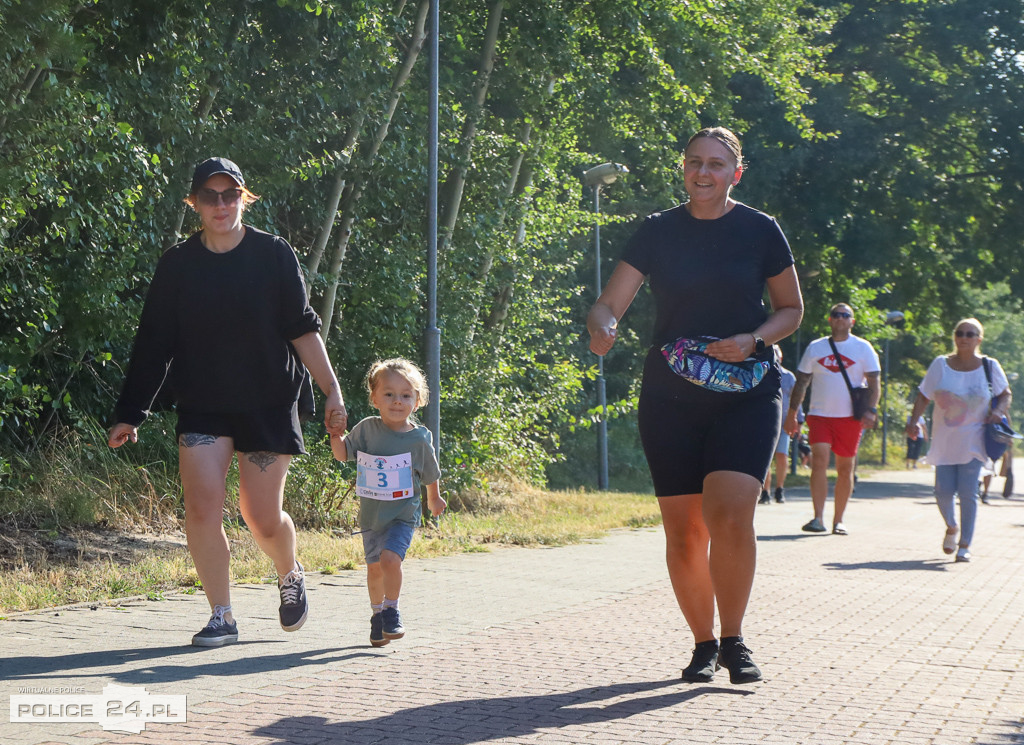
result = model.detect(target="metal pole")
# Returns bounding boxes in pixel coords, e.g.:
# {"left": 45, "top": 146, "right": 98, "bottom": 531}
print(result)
{"left": 881, "top": 337, "right": 890, "bottom": 465}
{"left": 595, "top": 185, "right": 609, "bottom": 490}
{"left": 425, "top": 0, "right": 441, "bottom": 455}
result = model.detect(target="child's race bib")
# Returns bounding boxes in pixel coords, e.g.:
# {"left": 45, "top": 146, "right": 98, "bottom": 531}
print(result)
{"left": 355, "top": 451, "right": 415, "bottom": 500}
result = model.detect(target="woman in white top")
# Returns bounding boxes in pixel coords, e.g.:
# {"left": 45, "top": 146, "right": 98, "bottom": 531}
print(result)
{"left": 906, "top": 318, "right": 1011, "bottom": 562}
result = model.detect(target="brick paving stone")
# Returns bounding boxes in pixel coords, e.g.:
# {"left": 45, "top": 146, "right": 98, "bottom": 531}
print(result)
{"left": 4, "top": 469, "right": 1024, "bottom": 745}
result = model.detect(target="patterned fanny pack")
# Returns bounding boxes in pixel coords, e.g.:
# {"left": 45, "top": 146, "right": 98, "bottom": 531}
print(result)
{"left": 660, "top": 336, "right": 771, "bottom": 393}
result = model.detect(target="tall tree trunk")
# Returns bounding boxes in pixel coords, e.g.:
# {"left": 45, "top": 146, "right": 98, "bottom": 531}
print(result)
{"left": 437, "top": 0, "right": 504, "bottom": 255}
{"left": 462, "top": 118, "right": 532, "bottom": 344}
{"left": 483, "top": 155, "right": 538, "bottom": 337}
{"left": 305, "top": 109, "right": 367, "bottom": 274}
{"left": 316, "top": 0, "right": 431, "bottom": 338}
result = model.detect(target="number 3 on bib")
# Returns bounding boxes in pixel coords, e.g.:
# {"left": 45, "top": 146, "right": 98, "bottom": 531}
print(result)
{"left": 356, "top": 452, "right": 415, "bottom": 500}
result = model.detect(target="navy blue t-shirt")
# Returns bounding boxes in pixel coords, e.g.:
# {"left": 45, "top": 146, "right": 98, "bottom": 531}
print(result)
{"left": 621, "top": 202, "right": 794, "bottom": 347}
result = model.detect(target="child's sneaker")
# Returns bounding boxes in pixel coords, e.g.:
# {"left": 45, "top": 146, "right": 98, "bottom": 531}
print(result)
{"left": 381, "top": 606, "right": 405, "bottom": 639}
{"left": 369, "top": 613, "right": 388, "bottom": 647}
{"left": 278, "top": 562, "right": 308, "bottom": 631}
{"left": 191, "top": 605, "right": 238, "bottom": 647}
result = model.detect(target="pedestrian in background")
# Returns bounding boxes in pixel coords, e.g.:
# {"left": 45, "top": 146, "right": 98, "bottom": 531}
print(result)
{"left": 906, "top": 318, "right": 1011, "bottom": 562}
{"left": 587, "top": 127, "right": 803, "bottom": 684}
{"left": 785, "top": 303, "right": 880, "bottom": 536}
{"left": 761, "top": 345, "right": 802, "bottom": 505}
{"left": 109, "top": 158, "right": 348, "bottom": 646}
{"left": 905, "top": 414, "right": 927, "bottom": 468}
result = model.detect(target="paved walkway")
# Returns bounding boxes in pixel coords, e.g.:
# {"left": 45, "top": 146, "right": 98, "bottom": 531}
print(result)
{"left": 3, "top": 467, "right": 1023, "bottom": 745}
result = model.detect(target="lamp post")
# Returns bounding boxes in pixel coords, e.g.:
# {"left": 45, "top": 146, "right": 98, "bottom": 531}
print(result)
{"left": 881, "top": 310, "right": 905, "bottom": 465}
{"left": 583, "top": 162, "right": 628, "bottom": 491}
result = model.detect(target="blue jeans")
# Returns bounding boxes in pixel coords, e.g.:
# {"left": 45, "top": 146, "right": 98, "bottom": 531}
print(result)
{"left": 934, "top": 459, "right": 983, "bottom": 547}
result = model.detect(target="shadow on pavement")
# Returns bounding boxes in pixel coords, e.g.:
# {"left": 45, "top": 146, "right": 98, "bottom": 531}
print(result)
{"left": 849, "top": 480, "right": 934, "bottom": 501}
{"left": 0, "top": 643, "right": 376, "bottom": 684}
{"left": 823, "top": 559, "right": 949, "bottom": 572}
{"left": 253, "top": 678, "right": 753, "bottom": 744}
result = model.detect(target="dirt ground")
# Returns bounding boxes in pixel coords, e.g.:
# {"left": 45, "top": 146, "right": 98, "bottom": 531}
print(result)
{"left": 0, "top": 524, "right": 188, "bottom": 571}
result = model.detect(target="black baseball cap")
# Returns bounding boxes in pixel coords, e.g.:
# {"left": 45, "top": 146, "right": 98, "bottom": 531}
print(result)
{"left": 190, "top": 157, "right": 245, "bottom": 193}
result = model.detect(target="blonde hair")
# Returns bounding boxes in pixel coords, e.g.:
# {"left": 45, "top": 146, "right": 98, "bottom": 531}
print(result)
{"left": 686, "top": 127, "right": 744, "bottom": 168}
{"left": 365, "top": 358, "right": 430, "bottom": 408}
{"left": 953, "top": 317, "right": 984, "bottom": 342}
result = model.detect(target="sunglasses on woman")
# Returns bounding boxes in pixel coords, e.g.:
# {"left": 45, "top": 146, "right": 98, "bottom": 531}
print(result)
{"left": 955, "top": 329, "right": 979, "bottom": 338}
{"left": 196, "top": 188, "right": 243, "bottom": 207}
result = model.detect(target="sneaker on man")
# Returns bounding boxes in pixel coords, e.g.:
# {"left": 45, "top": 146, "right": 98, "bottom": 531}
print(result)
{"left": 192, "top": 605, "right": 238, "bottom": 648}
{"left": 278, "top": 562, "right": 308, "bottom": 631}
{"left": 802, "top": 517, "right": 827, "bottom": 533}
{"left": 369, "top": 613, "right": 388, "bottom": 647}
{"left": 774, "top": 487, "right": 785, "bottom": 504}
{"left": 381, "top": 606, "right": 405, "bottom": 639}
{"left": 758, "top": 490, "right": 770, "bottom": 505}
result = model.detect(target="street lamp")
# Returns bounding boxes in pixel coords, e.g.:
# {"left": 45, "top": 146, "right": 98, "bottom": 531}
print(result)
{"left": 881, "top": 310, "right": 905, "bottom": 465}
{"left": 583, "top": 162, "right": 628, "bottom": 491}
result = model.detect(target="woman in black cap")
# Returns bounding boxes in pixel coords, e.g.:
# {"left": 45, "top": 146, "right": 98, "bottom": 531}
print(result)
{"left": 108, "top": 157, "right": 348, "bottom": 647}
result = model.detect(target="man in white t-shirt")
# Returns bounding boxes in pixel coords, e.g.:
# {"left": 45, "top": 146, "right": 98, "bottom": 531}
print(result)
{"left": 784, "top": 303, "right": 881, "bottom": 535}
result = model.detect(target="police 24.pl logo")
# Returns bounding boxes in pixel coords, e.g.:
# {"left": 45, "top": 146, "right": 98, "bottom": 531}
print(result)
{"left": 11, "top": 683, "right": 186, "bottom": 734}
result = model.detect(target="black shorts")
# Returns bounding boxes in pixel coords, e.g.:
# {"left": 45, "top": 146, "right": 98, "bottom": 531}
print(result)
{"left": 638, "top": 347, "right": 782, "bottom": 496}
{"left": 175, "top": 403, "right": 306, "bottom": 455}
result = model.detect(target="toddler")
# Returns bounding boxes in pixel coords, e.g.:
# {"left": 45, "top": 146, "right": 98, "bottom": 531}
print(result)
{"left": 330, "top": 358, "right": 445, "bottom": 646}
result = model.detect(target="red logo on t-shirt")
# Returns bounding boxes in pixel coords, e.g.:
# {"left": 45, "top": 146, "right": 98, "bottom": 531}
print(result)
{"left": 817, "top": 353, "right": 855, "bottom": 373}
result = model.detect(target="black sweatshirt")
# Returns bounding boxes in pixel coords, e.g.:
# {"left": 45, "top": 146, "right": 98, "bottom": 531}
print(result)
{"left": 114, "top": 227, "right": 321, "bottom": 425}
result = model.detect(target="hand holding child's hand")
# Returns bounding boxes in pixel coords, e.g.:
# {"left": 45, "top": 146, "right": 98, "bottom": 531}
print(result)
{"left": 326, "top": 407, "right": 348, "bottom": 435}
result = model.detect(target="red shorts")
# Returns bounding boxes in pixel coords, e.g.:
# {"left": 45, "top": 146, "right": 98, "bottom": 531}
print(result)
{"left": 806, "top": 415, "right": 864, "bottom": 459}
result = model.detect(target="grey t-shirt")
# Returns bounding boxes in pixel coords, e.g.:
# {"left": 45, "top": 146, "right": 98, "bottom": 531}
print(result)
{"left": 342, "top": 417, "right": 441, "bottom": 532}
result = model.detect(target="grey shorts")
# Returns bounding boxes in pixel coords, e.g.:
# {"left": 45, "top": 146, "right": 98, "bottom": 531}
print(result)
{"left": 775, "top": 431, "right": 792, "bottom": 455}
{"left": 362, "top": 521, "right": 416, "bottom": 563}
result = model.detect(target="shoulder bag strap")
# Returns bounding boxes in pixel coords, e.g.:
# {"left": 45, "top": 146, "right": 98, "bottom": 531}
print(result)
{"left": 982, "top": 357, "right": 996, "bottom": 410}
{"left": 828, "top": 337, "right": 856, "bottom": 394}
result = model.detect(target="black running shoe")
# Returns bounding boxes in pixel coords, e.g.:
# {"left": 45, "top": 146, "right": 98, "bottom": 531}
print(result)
{"left": 278, "top": 562, "right": 308, "bottom": 631}
{"left": 717, "top": 637, "right": 763, "bottom": 684}
{"left": 191, "top": 605, "right": 238, "bottom": 648}
{"left": 774, "top": 487, "right": 785, "bottom": 504}
{"left": 369, "top": 613, "right": 388, "bottom": 647}
{"left": 758, "top": 490, "right": 770, "bottom": 505}
{"left": 381, "top": 606, "right": 405, "bottom": 639}
{"left": 681, "top": 641, "right": 719, "bottom": 682}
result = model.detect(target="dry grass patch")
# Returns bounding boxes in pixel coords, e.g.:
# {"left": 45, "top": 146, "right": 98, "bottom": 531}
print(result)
{"left": 0, "top": 484, "right": 659, "bottom": 615}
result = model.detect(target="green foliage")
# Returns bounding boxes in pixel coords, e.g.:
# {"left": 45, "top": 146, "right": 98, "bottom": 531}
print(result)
{"left": 2, "top": 0, "right": 1022, "bottom": 523}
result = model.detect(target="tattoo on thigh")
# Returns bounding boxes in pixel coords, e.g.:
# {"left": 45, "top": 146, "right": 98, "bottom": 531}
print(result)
{"left": 247, "top": 451, "right": 278, "bottom": 472}
{"left": 179, "top": 433, "right": 217, "bottom": 448}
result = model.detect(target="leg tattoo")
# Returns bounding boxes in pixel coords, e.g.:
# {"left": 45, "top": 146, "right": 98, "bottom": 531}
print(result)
{"left": 179, "top": 433, "right": 217, "bottom": 448}
{"left": 247, "top": 451, "right": 278, "bottom": 472}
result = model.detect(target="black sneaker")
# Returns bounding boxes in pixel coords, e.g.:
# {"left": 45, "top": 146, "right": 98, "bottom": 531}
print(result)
{"left": 717, "top": 637, "right": 763, "bottom": 684}
{"left": 278, "top": 562, "right": 308, "bottom": 631}
{"left": 191, "top": 605, "right": 238, "bottom": 648}
{"left": 774, "top": 487, "right": 785, "bottom": 504}
{"left": 681, "top": 640, "right": 719, "bottom": 682}
{"left": 381, "top": 606, "right": 405, "bottom": 639}
{"left": 369, "top": 612, "right": 388, "bottom": 647}
{"left": 758, "top": 490, "right": 771, "bottom": 505}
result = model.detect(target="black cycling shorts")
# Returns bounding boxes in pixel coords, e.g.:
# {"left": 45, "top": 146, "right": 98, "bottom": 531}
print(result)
{"left": 175, "top": 403, "right": 306, "bottom": 455}
{"left": 638, "top": 347, "right": 782, "bottom": 496}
